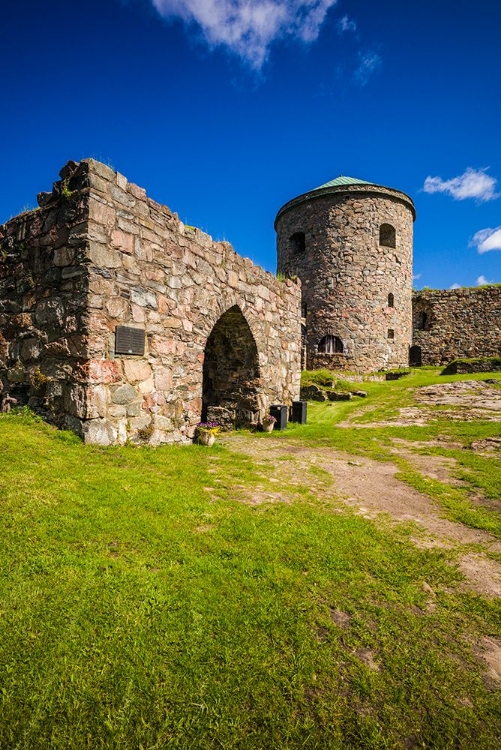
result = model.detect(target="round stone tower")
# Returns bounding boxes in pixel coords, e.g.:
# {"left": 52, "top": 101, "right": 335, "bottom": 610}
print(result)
{"left": 275, "top": 176, "right": 415, "bottom": 372}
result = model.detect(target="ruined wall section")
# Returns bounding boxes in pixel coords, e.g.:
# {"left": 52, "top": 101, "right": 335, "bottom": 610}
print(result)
{"left": 276, "top": 185, "right": 414, "bottom": 372}
{"left": 0, "top": 164, "right": 90, "bottom": 428}
{"left": 83, "top": 159, "right": 301, "bottom": 445}
{"left": 412, "top": 287, "right": 501, "bottom": 365}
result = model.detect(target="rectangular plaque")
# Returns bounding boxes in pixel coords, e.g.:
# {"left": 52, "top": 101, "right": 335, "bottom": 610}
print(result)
{"left": 115, "top": 326, "right": 145, "bottom": 356}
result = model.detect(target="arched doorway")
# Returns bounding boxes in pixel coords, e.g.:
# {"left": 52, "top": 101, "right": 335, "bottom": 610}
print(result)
{"left": 202, "top": 306, "right": 262, "bottom": 429}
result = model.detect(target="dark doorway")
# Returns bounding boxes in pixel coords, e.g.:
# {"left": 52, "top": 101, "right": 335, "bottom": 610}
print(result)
{"left": 202, "top": 306, "right": 262, "bottom": 429}
{"left": 409, "top": 345, "right": 422, "bottom": 367}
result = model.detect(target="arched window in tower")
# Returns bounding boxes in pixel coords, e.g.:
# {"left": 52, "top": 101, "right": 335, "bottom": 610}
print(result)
{"left": 289, "top": 232, "right": 305, "bottom": 254}
{"left": 318, "top": 335, "right": 344, "bottom": 354}
{"left": 417, "top": 311, "right": 428, "bottom": 330}
{"left": 387, "top": 292, "right": 395, "bottom": 308}
{"left": 379, "top": 223, "right": 396, "bottom": 248}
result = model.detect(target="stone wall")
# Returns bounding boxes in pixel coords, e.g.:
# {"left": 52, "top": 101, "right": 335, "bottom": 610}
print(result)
{"left": 0, "top": 160, "right": 301, "bottom": 445}
{"left": 0, "top": 163, "right": 90, "bottom": 429}
{"left": 412, "top": 287, "right": 501, "bottom": 366}
{"left": 276, "top": 184, "right": 415, "bottom": 372}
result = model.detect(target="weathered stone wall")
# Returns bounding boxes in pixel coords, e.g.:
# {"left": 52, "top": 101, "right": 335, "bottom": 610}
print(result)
{"left": 275, "top": 184, "right": 415, "bottom": 372}
{"left": 84, "top": 158, "right": 301, "bottom": 444}
{"left": 0, "top": 163, "right": 90, "bottom": 429}
{"left": 412, "top": 287, "right": 501, "bottom": 365}
{"left": 0, "top": 159, "right": 301, "bottom": 445}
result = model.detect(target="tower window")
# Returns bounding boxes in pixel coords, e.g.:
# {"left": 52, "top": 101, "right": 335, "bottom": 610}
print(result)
{"left": 387, "top": 329, "right": 395, "bottom": 340}
{"left": 290, "top": 232, "right": 305, "bottom": 254}
{"left": 387, "top": 293, "right": 394, "bottom": 308}
{"left": 301, "top": 301, "right": 307, "bottom": 318}
{"left": 417, "top": 311, "right": 428, "bottom": 330}
{"left": 318, "top": 335, "right": 343, "bottom": 354}
{"left": 379, "top": 224, "right": 396, "bottom": 248}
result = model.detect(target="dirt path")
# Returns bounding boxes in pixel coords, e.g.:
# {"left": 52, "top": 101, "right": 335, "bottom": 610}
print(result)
{"left": 220, "top": 380, "right": 501, "bottom": 681}
{"left": 220, "top": 434, "right": 501, "bottom": 598}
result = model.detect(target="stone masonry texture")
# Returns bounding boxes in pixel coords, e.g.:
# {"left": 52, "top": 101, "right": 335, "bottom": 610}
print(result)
{"left": 412, "top": 287, "right": 501, "bottom": 365}
{"left": 1, "top": 161, "right": 500, "bottom": 447}
{"left": 0, "top": 159, "right": 301, "bottom": 445}
{"left": 275, "top": 183, "right": 415, "bottom": 372}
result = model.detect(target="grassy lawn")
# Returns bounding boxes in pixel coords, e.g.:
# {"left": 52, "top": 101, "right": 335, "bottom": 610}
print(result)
{"left": 1, "top": 371, "right": 501, "bottom": 749}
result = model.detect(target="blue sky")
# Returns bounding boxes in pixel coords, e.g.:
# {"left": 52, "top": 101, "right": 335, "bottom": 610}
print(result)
{"left": 2, "top": 0, "right": 500, "bottom": 289}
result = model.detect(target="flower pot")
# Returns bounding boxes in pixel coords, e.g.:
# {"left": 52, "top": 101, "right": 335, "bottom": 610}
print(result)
{"left": 263, "top": 422, "right": 275, "bottom": 433}
{"left": 198, "top": 431, "right": 215, "bottom": 446}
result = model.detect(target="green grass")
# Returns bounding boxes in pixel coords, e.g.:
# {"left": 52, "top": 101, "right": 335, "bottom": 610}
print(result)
{"left": 1, "top": 374, "right": 501, "bottom": 749}
{"left": 282, "top": 369, "right": 501, "bottom": 538}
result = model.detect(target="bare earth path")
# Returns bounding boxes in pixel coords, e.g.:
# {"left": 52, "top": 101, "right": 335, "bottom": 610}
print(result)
{"left": 220, "top": 381, "right": 501, "bottom": 682}
{"left": 221, "top": 433, "right": 501, "bottom": 684}
{"left": 221, "top": 435, "right": 501, "bottom": 598}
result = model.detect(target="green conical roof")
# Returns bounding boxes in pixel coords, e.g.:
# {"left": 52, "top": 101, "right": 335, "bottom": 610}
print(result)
{"left": 313, "top": 175, "right": 375, "bottom": 190}
{"left": 274, "top": 174, "right": 416, "bottom": 226}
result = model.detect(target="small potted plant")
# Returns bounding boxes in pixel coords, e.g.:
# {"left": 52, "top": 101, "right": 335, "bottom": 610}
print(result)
{"left": 261, "top": 413, "right": 277, "bottom": 433}
{"left": 196, "top": 420, "right": 220, "bottom": 446}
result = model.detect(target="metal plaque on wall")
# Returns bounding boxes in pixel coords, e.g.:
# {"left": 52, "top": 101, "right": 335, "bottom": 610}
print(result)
{"left": 115, "top": 326, "right": 145, "bottom": 356}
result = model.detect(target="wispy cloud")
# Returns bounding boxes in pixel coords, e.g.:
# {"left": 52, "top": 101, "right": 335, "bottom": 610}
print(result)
{"left": 470, "top": 226, "right": 501, "bottom": 254}
{"left": 449, "top": 283, "right": 461, "bottom": 289}
{"left": 151, "top": 0, "right": 338, "bottom": 69}
{"left": 412, "top": 273, "right": 421, "bottom": 281}
{"left": 337, "top": 14, "right": 356, "bottom": 33}
{"left": 354, "top": 50, "right": 381, "bottom": 85}
{"left": 477, "top": 275, "right": 494, "bottom": 285}
{"left": 423, "top": 167, "right": 499, "bottom": 202}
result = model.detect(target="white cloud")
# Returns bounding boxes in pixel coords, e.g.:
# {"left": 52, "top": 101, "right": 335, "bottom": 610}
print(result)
{"left": 354, "top": 50, "right": 381, "bottom": 85}
{"left": 423, "top": 167, "right": 499, "bottom": 202}
{"left": 470, "top": 226, "right": 501, "bottom": 254}
{"left": 151, "top": 0, "right": 338, "bottom": 69}
{"left": 412, "top": 273, "right": 421, "bottom": 281}
{"left": 449, "top": 283, "right": 461, "bottom": 289}
{"left": 477, "top": 275, "right": 494, "bottom": 285}
{"left": 337, "top": 14, "right": 356, "bottom": 32}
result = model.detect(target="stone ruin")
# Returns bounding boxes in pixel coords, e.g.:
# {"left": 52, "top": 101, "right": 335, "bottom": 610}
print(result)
{"left": 0, "top": 159, "right": 301, "bottom": 444}
{"left": 411, "top": 287, "right": 501, "bottom": 367}
{"left": 1, "top": 159, "right": 499, "bottom": 445}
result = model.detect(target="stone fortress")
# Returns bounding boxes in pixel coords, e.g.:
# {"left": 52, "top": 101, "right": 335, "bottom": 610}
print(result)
{"left": 0, "top": 159, "right": 500, "bottom": 445}
{"left": 275, "top": 177, "right": 501, "bottom": 372}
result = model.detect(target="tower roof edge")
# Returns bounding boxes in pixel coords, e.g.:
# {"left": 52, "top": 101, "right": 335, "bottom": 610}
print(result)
{"left": 274, "top": 178, "right": 416, "bottom": 227}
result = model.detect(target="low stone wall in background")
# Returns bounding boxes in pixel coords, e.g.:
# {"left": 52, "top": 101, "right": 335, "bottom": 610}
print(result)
{"left": 412, "top": 287, "right": 501, "bottom": 366}
{"left": 442, "top": 358, "right": 501, "bottom": 375}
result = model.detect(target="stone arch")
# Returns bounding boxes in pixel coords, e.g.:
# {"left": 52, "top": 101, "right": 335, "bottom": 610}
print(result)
{"left": 202, "top": 305, "right": 263, "bottom": 429}
{"left": 196, "top": 291, "right": 267, "bottom": 357}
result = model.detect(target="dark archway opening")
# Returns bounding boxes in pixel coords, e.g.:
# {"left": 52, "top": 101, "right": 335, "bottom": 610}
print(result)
{"left": 202, "top": 306, "right": 262, "bottom": 429}
{"left": 409, "top": 345, "right": 422, "bottom": 367}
